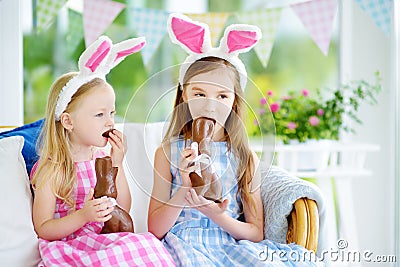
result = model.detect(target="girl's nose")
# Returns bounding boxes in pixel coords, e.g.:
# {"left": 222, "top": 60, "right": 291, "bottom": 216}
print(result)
{"left": 204, "top": 98, "right": 217, "bottom": 113}
{"left": 106, "top": 115, "right": 114, "bottom": 127}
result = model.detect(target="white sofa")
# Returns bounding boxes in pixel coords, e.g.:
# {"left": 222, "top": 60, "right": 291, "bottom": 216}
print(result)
{"left": 0, "top": 122, "right": 326, "bottom": 266}
{"left": 115, "top": 122, "right": 167, "bottom": 233}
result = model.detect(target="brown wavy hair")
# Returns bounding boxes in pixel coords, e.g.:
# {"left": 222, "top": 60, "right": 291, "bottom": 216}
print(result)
{"left": 163, "top": 57, "right": 257, "bottom": 213}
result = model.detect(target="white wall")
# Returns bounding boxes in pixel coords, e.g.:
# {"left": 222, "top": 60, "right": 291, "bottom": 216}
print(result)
{"left": 0, "top": 0, "right": 23, "bottom": 126}
{"left": 341, "top": 1, "right": 395, "bottom": 265}
{"left": 395, "top": 0, "right": 400, "bottom": 264}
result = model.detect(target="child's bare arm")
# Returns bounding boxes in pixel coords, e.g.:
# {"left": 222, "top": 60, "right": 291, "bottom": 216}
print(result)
{"left": 148, "top": 145, "right": 196, "bottom": 239}
{"left": 33, "top": 172, "right": 114, "bottom": 241}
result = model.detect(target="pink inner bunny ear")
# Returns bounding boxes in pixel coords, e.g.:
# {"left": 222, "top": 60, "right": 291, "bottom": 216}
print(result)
{"left": 115, "top": 41, "right": 146, "bottom": 61}
{"left": 226, "top": 30, "right": 258, "bottom": 54}
{"left": 171, "top": 17, "right": 205, "bottom": 54}
{"left": 85, "top": 40, "right": 111, "bottom": 72}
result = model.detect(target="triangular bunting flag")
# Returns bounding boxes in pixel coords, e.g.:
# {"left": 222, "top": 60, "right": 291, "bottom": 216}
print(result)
{"left": 36, "top": 0, "right": 68, "bottom": 32}
{"left": 237, "top": 9, "right": 282, "bottom": 68}
{"left": 355, "top": 0, "right": 393, "bottom": 36}
{"left": 291, "top": 0, "right": 338, "bottom": 56}
{"left": 66, "top": 9, "right": 84, "bottom": 56}
{"left": 186, "top": 13, "right": 231, "bottom": 46}
{"left": 83, "top": 0, "right": 125, "bottom": 47}
{"left": 129, "top": 8, "right": 170, "bottom": 64}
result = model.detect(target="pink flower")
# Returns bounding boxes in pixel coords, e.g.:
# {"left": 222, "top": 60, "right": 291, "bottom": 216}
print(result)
{"left": 302, "top": 89, "right": 309, "bottom": 97}
{"left": 309, "top": 116, "right": 319, "bottom": 126}
{"left": 317, "top": 109, "right": 324, "bottom": 116}
{"left": 260, "top": 97, "right": 267, "bottom": 105}
{"left": 267, "top": 90, "right": 273, "bottom": 97}
{"left": 270, "top": 103, "right": 280, "bottom": 113}
{"left": 287, "top": 122, "right": 296, "bottom": 129}
{"left": 282, "top": 95, "right": 291, "bottom": 101}
{"left": 253, "top": 119, "right": 259, "bottom": 126}
{"left": 258, "top": 108, "right": 266, "bottom": 115}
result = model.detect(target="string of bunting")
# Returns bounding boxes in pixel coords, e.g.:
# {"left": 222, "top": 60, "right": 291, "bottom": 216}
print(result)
{"left": 36, "top": 0, "right": 68, "bottom": 32}
{"left": 355, "top": 0, "right": 393, "bottom": 36}
{"left": 128, "top": 8, "right": 170, "bottom": 64}
{"left": 36, "top": 0, "right": 393, "bottom": 67}
{"left": 83, "top": 0, "right": 125, "bottom": 47}
{"left": 236, "top": 8, "right": 283, "bottom": 67}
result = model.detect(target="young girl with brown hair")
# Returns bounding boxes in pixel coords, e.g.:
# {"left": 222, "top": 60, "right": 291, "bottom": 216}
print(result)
{"left": 148, "top": 14, "right": 322, "bottom": 266}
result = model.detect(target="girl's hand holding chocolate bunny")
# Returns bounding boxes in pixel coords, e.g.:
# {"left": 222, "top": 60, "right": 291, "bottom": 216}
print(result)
{"left": 105, "top": 129, "right": 126, "bottom": 167}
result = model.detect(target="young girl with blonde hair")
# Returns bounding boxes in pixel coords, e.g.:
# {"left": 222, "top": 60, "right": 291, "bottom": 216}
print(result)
{"left": 31, "top": 36, "right": 174, "bottom": 266}
{"left": 148, "top": 14, "right": 323, "bottom": 266}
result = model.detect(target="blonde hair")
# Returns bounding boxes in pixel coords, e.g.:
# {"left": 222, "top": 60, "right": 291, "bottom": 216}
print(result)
{"left": 163, "top": 57, "right": 257, "bottom": 214}
{"left": 31, "top": 72, "right": 107, "bottom": 208}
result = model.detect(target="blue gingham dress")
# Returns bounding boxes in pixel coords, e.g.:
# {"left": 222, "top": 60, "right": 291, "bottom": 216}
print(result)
{"left": 162, "top": 138, "right": 324, "bottom": 267}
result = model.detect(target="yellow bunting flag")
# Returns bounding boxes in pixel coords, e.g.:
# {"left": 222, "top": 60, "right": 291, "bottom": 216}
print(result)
{"left": 186, "top": 13, "right": 231, "bottom": 46}
{"left": 236, "top": 8, "right": 282, "bottom": 68}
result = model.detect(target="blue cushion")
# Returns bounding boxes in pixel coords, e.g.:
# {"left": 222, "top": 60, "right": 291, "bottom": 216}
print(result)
{"left": 0, "top": 119, "right": 44, "bottom": 175}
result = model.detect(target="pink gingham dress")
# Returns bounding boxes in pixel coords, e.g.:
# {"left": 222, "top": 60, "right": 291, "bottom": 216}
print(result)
{"left": 31, "top": 150, "right": 175, "bottom": 267}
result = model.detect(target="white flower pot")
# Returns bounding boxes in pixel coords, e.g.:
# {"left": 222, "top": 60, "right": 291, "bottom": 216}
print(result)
{"left": 276, "top": 139, "right": 333, "bottom": 172}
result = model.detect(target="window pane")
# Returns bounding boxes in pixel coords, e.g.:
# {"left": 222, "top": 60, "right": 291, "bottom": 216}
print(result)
{"left": 23, "top": 1, "right": 338, "bottom": 136}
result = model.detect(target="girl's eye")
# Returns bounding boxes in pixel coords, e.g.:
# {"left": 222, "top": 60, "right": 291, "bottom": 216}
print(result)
{"left": 95, "top": 113, "right": 104, "bottom": 117}
{"left": 110, "top": 111, "right": 116, "bottom": 116}
{"left": 194, "top": 93, "right": 205, "bottom": 97}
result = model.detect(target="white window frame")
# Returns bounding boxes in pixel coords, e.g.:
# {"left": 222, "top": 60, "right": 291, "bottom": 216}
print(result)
{"left": 0, "top": 0, "right": 23, "bottom": 126}
{"left": 394, "top": 0, "right": 400, "bottom": 261}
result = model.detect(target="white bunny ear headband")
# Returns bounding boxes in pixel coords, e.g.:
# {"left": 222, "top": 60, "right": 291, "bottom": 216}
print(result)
{"left": 167, "top": 13, "right": 262, "bottom": 91}
{"left": 54, "top": 35, "right": 146, "bottom": 121}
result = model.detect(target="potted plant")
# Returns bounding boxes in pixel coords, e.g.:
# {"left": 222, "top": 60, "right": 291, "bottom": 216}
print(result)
{"left": 256, "top": 71, "right": 382, "bottom": 144}
{"left": 254, "top": 72, "right": 381, "bottom": 171}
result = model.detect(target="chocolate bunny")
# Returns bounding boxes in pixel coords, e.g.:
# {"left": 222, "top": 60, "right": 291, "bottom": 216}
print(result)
{"left": 94, "top": 156, "right": 134, "bottom": 234}
{"left": 189, "top": 117, "right": 222, "bottom": 202}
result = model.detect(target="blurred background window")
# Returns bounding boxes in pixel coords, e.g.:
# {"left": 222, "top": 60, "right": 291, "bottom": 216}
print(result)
{"left": 22, "top": 0, "right": 338, "bottom": 136}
